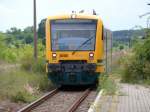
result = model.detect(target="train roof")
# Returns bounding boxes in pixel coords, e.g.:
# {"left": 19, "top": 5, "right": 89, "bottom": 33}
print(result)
{"left": 47, "top": 13, "right": 103, "bottom": 22}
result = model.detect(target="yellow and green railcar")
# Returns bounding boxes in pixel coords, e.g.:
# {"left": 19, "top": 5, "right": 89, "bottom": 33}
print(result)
{"left": 45, "top": 13, "right": 111, "bottom": 86}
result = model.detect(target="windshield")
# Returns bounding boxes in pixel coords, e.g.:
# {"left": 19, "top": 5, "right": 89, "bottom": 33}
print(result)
{"left": 51, "top": 19, "right": 97, "bottom": 51}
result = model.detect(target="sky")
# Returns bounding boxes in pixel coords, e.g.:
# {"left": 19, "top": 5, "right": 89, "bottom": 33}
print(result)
{"left": 0, "top": 0, "right": 150, "bottom": 32}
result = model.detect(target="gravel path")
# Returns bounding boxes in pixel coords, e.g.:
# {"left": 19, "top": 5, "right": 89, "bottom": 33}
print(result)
{"left": 75, "top": 90, "right": 97, "bottom": 112}
{"left": 31, "top": 91, "right": 84, "bottom": 112}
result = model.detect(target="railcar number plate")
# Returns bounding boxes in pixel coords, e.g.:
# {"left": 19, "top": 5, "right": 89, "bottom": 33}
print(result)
{"left": 59, "top": 54, "right": 68, "bottom": 57}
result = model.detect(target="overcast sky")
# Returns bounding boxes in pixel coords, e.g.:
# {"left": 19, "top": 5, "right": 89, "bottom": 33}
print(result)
{"left": 0, "top": 0, "right": 150, "bottom": 32}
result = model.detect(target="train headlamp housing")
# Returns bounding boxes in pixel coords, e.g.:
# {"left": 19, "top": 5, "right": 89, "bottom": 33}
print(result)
{"left": 71, "top": 14, "right": 77, "bottom": 19}
{"left": 52, "top": 53, "right": 57, "bottom": 58}
{"left": 89, "top": 52, "right": 94, "bottom": 59}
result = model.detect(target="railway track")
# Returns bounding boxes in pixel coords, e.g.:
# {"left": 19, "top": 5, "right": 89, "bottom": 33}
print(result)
{"left": 18, "top": 88, "right": 59, "bottom": 112}
{"left": 67, "top": 88, "right": 90, "bottom": 112}
{"left": 18, "top": 88, "right": 91, "bottom": 112}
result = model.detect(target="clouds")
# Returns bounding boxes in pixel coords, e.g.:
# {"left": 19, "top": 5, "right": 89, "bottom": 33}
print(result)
{"left": 0, "top": 0, "right": 149, "bottom": 32}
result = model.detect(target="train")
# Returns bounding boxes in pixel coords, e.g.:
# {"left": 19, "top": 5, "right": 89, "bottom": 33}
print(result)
{"left": 45, "top": 12, "right": 112, "bottom": 86}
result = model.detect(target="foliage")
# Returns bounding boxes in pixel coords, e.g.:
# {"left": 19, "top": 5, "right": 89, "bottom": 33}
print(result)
{"left": 0, "top": 33, "right": 17, "bottom": 62}
{"left": 0, "top": 70, "right": 52, "bottom": 102}
{"left": 6, "top": 26, "right": 34, "bottom": 44}
{"left": 21, "top": 56, "right": 45, "bottom": 73}
{"left": 113, "top": 39, "right": 129, "bottom": 51}
{"left": 134, "top": 38, "right": 150, "bottom": 62}
{"left": 113, "top": 29, "right": 146, "bottom": 51}
{"left": 11, "top": 91, "right": 34, "bottom": 103}
{"left": 38, "top": 19, "right": 46, "bottom": 39}
{"left": 113, "top": 29, "right": 145, "bottom": 42}
{"left": 119, "top": 45, "right": 124, "bottom": 50}
{"left": 20, "top": 44, "right": 45, "bottom": 73}
{"left": 0, "top": 27, "right": 51, "bottom": 103}
{"left": 0, "top": 32, "right": 45, "bottom": 65}
{"left": 0, "top": 25, "right": 46, "bottom": 62}
{"left": 121, "top": 37, "right": 150, "bottom": 84}
{"left": 98, "top": 74, "right": 117, "bottom": 95}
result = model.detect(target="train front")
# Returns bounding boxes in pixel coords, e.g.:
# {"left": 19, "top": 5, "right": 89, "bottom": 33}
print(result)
{"left": 46, "top": 14, "right": 104, "bottom": 86}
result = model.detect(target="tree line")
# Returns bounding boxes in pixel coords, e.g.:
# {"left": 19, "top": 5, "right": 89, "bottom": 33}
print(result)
{"left": 1, "top": 19, "right": 46, "bottom": 47}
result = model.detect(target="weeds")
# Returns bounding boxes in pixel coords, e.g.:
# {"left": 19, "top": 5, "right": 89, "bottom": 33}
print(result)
{"left": 11, "top": 91, "right": 36, "bottom": 103}
{"left": 0, "top": 32, "right": 52, "bottom": 103}
{"left": 120, "top": 38, "right": 150, "bottom": 85}
{"left": 21, "top": 55, "right": 45, "bottom": 73}
{"left": 0, "top": 70, "right": 52, "bottom": 103}
{"left": 98, "top": 74, "right": 117, "bottom": 95}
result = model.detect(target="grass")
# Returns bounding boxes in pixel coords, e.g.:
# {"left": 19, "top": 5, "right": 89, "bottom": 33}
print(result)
{"left": 97, "top": 52, "right": 123, "bottom": 95}
{"left": 0, "top": 35, "right": 52, "bottom": 103}
{"left": 142, "top": 79, "right": 150, "bottom": 87}
{"left": 98, "top": 74, "right": 118, "bottom": 95}
{"left": 119, "top": 54, "right": 150, "bottom": 85}
{"left": 0, "top": 69, "right": 52, "bottom": 103}
{"left": 118, "top": 38, "right": 150, "bottom": 85}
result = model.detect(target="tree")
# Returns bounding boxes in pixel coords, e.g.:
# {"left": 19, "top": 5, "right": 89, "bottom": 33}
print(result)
{"left": 23, "top": 32, "right": 33, "bottom": 44}
{"left": 23, "top": 26, "right": 34, "bottom": 44}
{"left": 24, "top": 26, "right": 33, "bottom": 33}
{"left": 6, "top": 27, "right": 21, "bottom": 35}
{"left": 119, "top": 45, "right": 124, "bottom": 50}
{"left": 38, "top": 19, "right": 46, "bottom": 39}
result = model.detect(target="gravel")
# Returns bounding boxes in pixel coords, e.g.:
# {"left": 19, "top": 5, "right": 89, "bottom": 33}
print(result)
{"left": 0, "top": 100, "right": 25, "bottom": 112}
{"left": 31, "top": 91, "right": 84, "bottom": 112}
{"left": 75, "top": 90, "right": 97, "bottom": 112}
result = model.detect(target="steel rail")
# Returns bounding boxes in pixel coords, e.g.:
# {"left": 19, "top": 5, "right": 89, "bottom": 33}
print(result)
{"left": 67, "top": 88, "right": 91, "bottom": 112}
{"left": 18, "top": 88, "right": 59, "bottom": 112}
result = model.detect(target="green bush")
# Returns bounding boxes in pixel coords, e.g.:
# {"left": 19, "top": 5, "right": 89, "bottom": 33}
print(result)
{"left": 19, "top": 44, "right": 45, "bottom": 73}
{"left": 143, "top": 62, "right": 150, "bottom": 79}
{"left": 1, "top": 49, "right": 18, "bottom": 62}
{"left": 21, "top": 55, "right": 45, "bottom": 73}
{"left": 121, "top": 58, "right": 143, "bottom": 83}
{"left": 121, "top": 38, "right": 150, "bottom": 84}
{"left": 119, "top": 45, "right": 124, "bottom": 50}
{"left": 32, "top": 57, "right": 45, "bottom": 73}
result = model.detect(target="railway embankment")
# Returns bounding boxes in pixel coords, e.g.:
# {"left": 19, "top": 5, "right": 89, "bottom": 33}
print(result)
{"left": 0, "top": 62, "right": 53, "bottom": 112}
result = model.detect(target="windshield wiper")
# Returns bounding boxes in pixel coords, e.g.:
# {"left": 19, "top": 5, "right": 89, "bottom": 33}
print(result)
{"left": 72, "top": 35, "right": 95, "bottom": 55}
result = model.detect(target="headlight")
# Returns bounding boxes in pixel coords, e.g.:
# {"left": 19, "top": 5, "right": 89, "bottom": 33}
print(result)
{"left": 71, "top": 14, "right": 76, "bottom": 19}
{"left": 52, "top": 53, "right": 57, "bottom": 58}
{"left": 89, "top": 53, "right": 94, "bottom": 57}
{"left": 89, "top": 52, "right": 94, "bottom": 59}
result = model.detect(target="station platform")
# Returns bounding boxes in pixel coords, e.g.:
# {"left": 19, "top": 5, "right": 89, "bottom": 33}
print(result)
{"left": 88, "top": 83, "right": 150, "bottom": 112}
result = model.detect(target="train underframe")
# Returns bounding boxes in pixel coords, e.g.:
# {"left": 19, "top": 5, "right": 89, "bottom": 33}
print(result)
{"left": 47, "top": 61, "right": 100, "bottom": 86}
